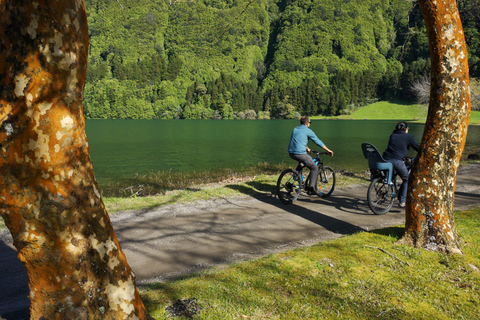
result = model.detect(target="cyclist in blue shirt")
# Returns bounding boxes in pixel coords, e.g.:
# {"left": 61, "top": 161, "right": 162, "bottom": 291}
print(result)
{"left": 288, "top": 116, "right": 334, "bottom": 195}
{"left": 383, "top": 121, "right": 420, "bottom": 208}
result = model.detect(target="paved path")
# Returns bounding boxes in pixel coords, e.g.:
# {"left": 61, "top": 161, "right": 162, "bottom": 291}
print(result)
{"left": 1, "top": 164, "right": 479, "bottom": 319}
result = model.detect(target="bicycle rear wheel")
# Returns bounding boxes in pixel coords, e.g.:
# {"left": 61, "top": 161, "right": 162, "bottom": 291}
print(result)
{"left": 276, "top": 169, "right": 302, "bottom": 204}
{"left": 316, "top": 166, "right": 335, "bottom": 198}
{"left": 367, "top": 177, "right": 394, "bottom": 214}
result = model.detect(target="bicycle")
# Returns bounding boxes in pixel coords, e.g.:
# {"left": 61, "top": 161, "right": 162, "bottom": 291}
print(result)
{"left": 276, "top": 151, "right": 336, "bottom": 204}
{"left": 367, "top": 157, "right": 414, "bottom": 215}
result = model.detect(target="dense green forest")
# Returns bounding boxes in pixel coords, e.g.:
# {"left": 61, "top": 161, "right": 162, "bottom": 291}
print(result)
{"left": 83, "top": 0, "right": 480, "bottom": 119}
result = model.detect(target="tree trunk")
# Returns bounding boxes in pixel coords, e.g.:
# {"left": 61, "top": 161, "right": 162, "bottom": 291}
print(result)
{"left": 0, "top": 1, "right": 152, "bottom": 318}
{"left": 400, "top": 0, "right": 471, "bottom": 253}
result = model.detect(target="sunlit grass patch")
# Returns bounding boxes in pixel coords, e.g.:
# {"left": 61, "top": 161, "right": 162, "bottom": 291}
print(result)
{"left": 103, "top": 169, "right": 370, "bottom": 213}
{"left": 312, "top": 101, "right": 428, "bottom": 122}
{"left": 469, "top": 110, "right": 480, "bottom": 125}
{"left": 141, "top": 208, "right": 480, "bottom": 320}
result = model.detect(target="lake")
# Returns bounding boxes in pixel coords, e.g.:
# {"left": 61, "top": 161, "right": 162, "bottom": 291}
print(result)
{"left": 85, "top": 119, "right": 479, "bottom": 188}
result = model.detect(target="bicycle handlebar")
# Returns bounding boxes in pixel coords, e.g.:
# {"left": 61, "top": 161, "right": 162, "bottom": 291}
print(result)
{"left": 310, "top": 150, "right": 333, "bottom": 156}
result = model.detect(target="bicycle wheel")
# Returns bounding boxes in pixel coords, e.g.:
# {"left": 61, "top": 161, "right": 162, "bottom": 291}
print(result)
{"left": 276, "top": 169, "right": 302, "bottom": 204}
{"left": 367, "top": 177, "right": 394, "bottom": 215}
{"left": 316, "top": 166, "right": 336, "bottom": 198}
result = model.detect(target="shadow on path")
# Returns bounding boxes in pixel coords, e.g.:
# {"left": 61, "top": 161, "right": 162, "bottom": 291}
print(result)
{"left": 229, "top": 186, "right": 368, "bottom": 235}
{"left": 112, "top": 191, "right": 367, "bottom": 283}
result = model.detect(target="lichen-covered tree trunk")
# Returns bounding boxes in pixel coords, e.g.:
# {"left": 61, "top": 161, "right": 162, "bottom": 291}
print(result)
{"left": 0, "top": 1, "right": 152, "bottom": 318}
{"left": 400, "top": 0, "right": 471, "bottom": 253}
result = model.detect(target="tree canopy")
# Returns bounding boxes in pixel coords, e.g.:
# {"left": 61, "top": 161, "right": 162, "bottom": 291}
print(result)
{"left": 82, "top": 0, "right": 480, "bottom": 119}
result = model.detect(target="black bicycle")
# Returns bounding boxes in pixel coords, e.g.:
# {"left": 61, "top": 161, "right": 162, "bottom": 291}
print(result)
{"left": 276, "top": 151, "right": 336, "bottom": 204}
{"left": 367, "top": 157, "right": 414, "bottom": 214}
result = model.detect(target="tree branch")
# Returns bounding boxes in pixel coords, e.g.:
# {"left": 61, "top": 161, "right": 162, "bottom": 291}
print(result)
{"left": 115, "top": 0, "right": 124, "bottom": 10}
{"left": 365, "top": 245, "right": 411, "bottom": 266}
{"left": 216, "top": 0, "right": 256, "bottom": 43}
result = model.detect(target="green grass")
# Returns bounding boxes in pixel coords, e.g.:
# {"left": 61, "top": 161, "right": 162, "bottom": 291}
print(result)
{"left": 312, "top": 101, "right": 480, "bottom": 125}
{"left": 470, "top": 110, "right": 480, "bottom": 124}
{"left": 104, "top": 170, "right": 370, "bottom": 213}
{"left": 342, "top": 101, "right": 428, "bottom": 121}
{"left": 104, "top": 174, "right": 278, "bottom": 213}
{"left": 141, "top": 208, "right": 480, "bottom": 320}
{"left": 312, "top": 101, "right": 428, "bottom": 122}
{"left": 101, "top": 162, "right": 289, "bottom": 213}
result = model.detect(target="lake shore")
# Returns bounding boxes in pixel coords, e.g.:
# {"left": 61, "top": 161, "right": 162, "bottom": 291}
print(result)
{"left": 102, "top": 160, "right": 480, "bottom": 214}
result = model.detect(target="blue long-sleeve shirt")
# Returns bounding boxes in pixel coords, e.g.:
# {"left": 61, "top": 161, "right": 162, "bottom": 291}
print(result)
{"left": 288, "top": 124, "right": 325, "bottom": 154}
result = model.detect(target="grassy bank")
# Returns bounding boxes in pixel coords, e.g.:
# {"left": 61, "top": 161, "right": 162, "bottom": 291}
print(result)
{"left": 141, "top": 207, "right": 480, "bottom": 319}
{"left": 470, "top": 110, "right": 480, "bottom": 124}
{"left": 312, "top": 101, "right": 480, "bottom": 125}
{"left": 103, "top": 159, "right": 480, "bottom": 214}
{"left": 100, "top": 162, "right": 286, "bottom": 198}
{"left": 101, "top": 162, "right": 287, "bottom": 212}
{"left": 322, "top": 101, "right": 428, "bottom": 121}
{"left": 103, "top": 165, "right": 370, "bottom": 213}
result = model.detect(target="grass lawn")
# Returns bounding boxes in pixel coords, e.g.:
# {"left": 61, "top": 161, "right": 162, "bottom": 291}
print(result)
{"left": 470, "top": 110, "right": 480, "bottom": 124}
{"left": 141, "top": 207, "right": 480, "bottom": 319}
{"left": 312, "top": 101, "right": 480, "bottom": 125}
{"left": 343, "top": 101, "right": 427, "bottom": 121}
{"left": 103, "top": 169, "right": 370, "bottom": 213}
{"left": 311, "top": 101, "right": 427, "bottom": 122}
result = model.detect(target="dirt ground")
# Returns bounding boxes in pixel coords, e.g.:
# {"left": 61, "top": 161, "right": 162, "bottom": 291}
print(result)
{"left": 1, "top": 163, "right": 479, "bottom": 320}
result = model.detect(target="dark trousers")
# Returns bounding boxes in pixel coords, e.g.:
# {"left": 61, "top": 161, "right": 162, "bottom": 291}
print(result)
{"left": 386, "top": 158, "right": 409, "bottom": 203}
{"left": 289, "top": 153, "right": 318, "bottom": 189}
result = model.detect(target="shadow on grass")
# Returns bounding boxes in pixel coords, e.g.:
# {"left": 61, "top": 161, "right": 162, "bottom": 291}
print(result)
{"left": 369, "top": 226, "right": 404, "bottom": 240}
{"left": 226, "top": 181, "right": 275, "bottom": 196}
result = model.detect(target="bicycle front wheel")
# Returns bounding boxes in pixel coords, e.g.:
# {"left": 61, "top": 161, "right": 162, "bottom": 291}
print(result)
{"left": 316, "top": 166, "right": 336, "bottom": 198}
{"left": 367, "top": 177, "right": 394, "bottom": 215}
{"left": 276, "top": 169, "right": 302, "bottom": 204}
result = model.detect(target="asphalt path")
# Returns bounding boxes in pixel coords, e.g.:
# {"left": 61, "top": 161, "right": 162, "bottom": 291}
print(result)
{"left": 1, "top": 164, "right": 479, "bottom": 319}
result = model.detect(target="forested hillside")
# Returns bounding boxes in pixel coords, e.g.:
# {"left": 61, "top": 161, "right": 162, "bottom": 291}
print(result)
{"left": 83, "top": 0, "right": 480, "bottom": 119}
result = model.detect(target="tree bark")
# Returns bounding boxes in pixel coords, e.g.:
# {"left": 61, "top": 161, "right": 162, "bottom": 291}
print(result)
{"left": 400, "top": 0, "right": 471, "bottom": 253}
{"left": 0, "top": 1, "right": 151, "bottom": 318}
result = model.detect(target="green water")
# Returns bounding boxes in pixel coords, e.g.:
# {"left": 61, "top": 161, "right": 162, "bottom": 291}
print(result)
{"left": 85, "top": 119, "right": 479, "bottom": 187}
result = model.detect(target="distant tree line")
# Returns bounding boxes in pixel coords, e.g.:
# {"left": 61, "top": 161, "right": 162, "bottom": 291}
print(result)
{"left": 82, "top": 0, "right": 480, "bottom": 119}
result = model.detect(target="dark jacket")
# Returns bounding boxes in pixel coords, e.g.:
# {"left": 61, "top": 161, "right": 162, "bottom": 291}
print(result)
{"left": 383, "top": 130, "right": 420, "bottom": 160}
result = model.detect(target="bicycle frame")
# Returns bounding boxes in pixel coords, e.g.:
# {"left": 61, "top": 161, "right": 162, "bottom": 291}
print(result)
{"left": 295, "top": 152, "right": 327, "bottom": 182}
{"left": 366, "top": 157, "right": 413, "bottom": 214}
{"left": 295, "top": 166, "right": 305, "bottom": 184}
{"left": 276, "top": 151, "right": 336, "bottom": 204}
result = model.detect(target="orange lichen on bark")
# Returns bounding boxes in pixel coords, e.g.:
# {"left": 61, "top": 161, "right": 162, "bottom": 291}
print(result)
{"left": 401, "top": 0, "right": 470, "bottom": 254}
{"left": 0, "top": 0, "right": 152, "bottom": 318}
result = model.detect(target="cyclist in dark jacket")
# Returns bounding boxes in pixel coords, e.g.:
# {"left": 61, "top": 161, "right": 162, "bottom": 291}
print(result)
{"left": 288, "top": 116, "right": 333, "bottom": 195}
{"left": 383, "top": 121, "right": 420, "bottom": 207}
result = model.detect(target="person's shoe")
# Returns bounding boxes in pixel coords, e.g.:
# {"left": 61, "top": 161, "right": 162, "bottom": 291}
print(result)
{"left": 306, "top": 187, "right": 316, "bottom": 195}
{"left": 399, "top": 202, "right": 406, "bottom": 208}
